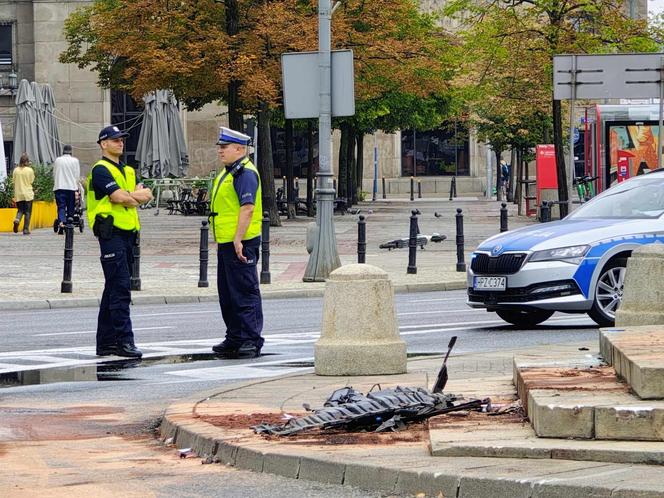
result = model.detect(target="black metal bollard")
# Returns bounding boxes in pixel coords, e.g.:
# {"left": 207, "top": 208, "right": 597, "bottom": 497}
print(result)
{"left": 540, "top": 201, "right": 551, "bottom": 223}
{"left": 295, "top": 177, "right": 300, "bottom": 198}
{"left": 60, "top": 217, "right": 74, "bottom": 293}
{"left": 382, "top": 177, "right": 386, "bottom": 199}
{"left": 333, "top": 178, "right": 337, "bottom": 193}
{"left": 130, "top": 231, "right": 141, "bottom": 291}
{"left": 260, "top": 211, "right": 271, "bottom": 284}
{"left": 453, "top": 176, "right": 457, "bottom": 198}
{"left": 455, "top": 208, "right": 466, "bottom": 272}
{"left": 198, "top": 221, "right": 209, "bottom": 288}
{"left": 417, "top": 180, "right": 422, "bottom": 199}
{"left": 449, "top": 177, "right": 455, "bottom": 201}
{"left": 282, "top": 176, "right": 287, "bottom": 192}
{"left": 410, "top": 177, "right": 415, "bottom": 202}
{"left": 500, "top": 202, "right": 508, "bottom": 232}
{"left": 357, "top": 215, "right": 366, "bottom": 264}
{"left": 407, "top": 210, "right": 418, "bottom": 274}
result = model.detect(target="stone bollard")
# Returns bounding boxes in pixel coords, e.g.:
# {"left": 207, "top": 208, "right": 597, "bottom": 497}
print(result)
{"left": 315, "top": 264, "right": 407, "bottom": 376}
{"left": 615, "top": 244, "right": 664, "bottom": 326}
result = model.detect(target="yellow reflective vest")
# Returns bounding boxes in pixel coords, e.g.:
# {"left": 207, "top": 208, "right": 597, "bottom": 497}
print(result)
{"left": 86, "top": 159, "right": 141, "bottom": 232}
{"left": 210, "top": 157, "right": 262, "bottom": 243}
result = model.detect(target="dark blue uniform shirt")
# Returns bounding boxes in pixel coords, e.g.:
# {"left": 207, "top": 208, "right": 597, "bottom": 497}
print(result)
{"left": 228, "top": 159, "right": 259, "bottom": 206}
{"left": 91, "top": 157, "right": 126, "bottom": 200}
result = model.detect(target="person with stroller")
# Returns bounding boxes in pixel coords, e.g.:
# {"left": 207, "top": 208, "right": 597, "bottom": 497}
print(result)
{"left": 12, "top": 153, "right": 35, "bottom": 235}
{"left": 52, "top": 144, "right": 81, "bottom": 234}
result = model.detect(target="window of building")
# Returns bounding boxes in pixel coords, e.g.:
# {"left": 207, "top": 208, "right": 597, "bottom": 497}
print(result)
{"left": 401, "top": 123, "right": 469, "bottom": 176}
{"left": 0, "top": 24, "right": 12, "bottom": 66}
{"left": 111, "top": 90, "right": 142, "bottom": 167}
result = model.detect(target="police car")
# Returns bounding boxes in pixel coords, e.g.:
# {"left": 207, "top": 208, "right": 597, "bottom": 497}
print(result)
{"left": 467, "top": 169, "right": 664, "bottom": 327}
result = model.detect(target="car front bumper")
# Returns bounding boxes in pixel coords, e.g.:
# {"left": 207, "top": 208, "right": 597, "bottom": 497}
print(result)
{"left": 466, "top": 259, "right": 593, "bottom": 312}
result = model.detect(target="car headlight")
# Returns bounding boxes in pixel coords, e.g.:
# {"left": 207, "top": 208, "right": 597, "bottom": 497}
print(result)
{"left": 529, "top": 245, "right": 590, "bottom": 265}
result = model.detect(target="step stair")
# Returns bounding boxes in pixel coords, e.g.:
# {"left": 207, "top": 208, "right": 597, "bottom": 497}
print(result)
{"left": 600, "top": 326, "right": 664, "bottom": 399}
{"left": 514, "top": 337, "right": 664, "bottom": 441}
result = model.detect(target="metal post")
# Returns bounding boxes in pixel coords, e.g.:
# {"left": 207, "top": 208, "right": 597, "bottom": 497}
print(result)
{"left": 410, "top": 176, "right": 414, "bottom": 201}
{"left": 382, "top": 177, "right": 386, "bottom": 199}
{"left": 417, "top": 180, "right": 422, "bottom": 199}
{"left": 357, "top": 214, "right": 366, "bottom": 264}
{"left": 261, "top": 211, "right": 271, "bottom": 284}
{"left": 60, "top": 217, "right": 74, "bottom": 293}
{"left": 453, "top": 176, "right": 457, "bottom": 198}
{"left": 407, "top": 210, "right": 418, "bottom": 274}
{"left": 455, "top": 208, "right": 466, "bottom": 272}
{"left": 198, "top": 221, "right": 209, "bottom": 288}
{"left": 372, "top": 133, "right": 378, "bottom": 202}
{"left": 569, "top": 54, "right": 577, "bottom": 209}
{"left": 282, "top": 175, "right": 287, "bottom": 192}
{"left": 500, "top": 202, "right": 508, "bottom": 232}
{"left": 130, "top": 231, "right": 141, "bottom": 291}
{"left": 295, "top": 176, "right": 300, "bottom": 198}
{"left": 303, "top": 0, "right": 341, "bottom": 281}
{"left": 449, "top": 177, "right": 454, "bottom": 201}
{"left": 486, "top": 147, "right": 493, "bottom": 200}
{"left": 657, "top": 57, "right": 664, "bottom": 168}
{"left": 333, "top": 177, "right": 337, "bottom": 193}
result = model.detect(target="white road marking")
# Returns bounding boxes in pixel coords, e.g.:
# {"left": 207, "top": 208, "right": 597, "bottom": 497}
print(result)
{"left": 407, "top": 297, "right": 466, "bottom": 303}
{"left": 397, "top": 309, "right": 473, "bottom": 316}
{"left": 33, "top": 326, "right": 175, "bottom": 337}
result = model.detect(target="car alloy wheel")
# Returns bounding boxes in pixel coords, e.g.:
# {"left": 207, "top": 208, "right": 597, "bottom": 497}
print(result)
{"left": 589, "top": 258, "right": 627, "bottom": 327}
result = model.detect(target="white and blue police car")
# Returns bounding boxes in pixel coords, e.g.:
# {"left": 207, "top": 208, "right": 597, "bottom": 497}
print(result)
{"left": 467, "top": 169, "right": 664, "bottom": 328}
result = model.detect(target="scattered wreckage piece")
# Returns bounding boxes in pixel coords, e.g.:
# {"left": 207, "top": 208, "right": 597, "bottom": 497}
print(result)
{"left": 253, "top": 385, "right": 489, "bottom": 436}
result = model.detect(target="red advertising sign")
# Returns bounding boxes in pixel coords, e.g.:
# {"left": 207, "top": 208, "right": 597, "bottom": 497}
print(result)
{"left": 536, "top": 145, "right": 558, "bottom": 205}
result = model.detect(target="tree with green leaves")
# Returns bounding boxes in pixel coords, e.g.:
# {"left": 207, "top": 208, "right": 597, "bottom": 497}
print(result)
{"left": 445, "top": 0, "right": 659, "bottom": 216}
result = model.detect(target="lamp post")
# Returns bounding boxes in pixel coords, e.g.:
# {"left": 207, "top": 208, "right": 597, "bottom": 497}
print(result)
{"left": 303, "top": 0, "right": 341, "bottom": 281}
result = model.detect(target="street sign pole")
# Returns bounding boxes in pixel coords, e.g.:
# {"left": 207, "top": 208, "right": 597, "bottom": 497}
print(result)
{"left": 660, "top": 57, "right": 664, "bottom": 169}
{"left": 303, "top": 0, "right": 341, "bottom": 281}
{"left": 569, "top": 55, "right": 577, "bottom": 208}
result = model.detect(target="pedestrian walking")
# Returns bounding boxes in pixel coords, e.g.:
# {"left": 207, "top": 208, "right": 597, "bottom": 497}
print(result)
{"left": 52, "top": 144, "right": 81, "bottom": 234}
{"left": 12, "top": 153, "right": 35, "bottom": 235}
{"left": 87, "top": 125, "right": 153, "bottom": 358}
{"left": 210, "top": 127, "right": 264, "bottom": 359}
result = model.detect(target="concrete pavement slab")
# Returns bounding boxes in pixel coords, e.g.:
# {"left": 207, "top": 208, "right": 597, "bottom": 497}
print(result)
{"left": 160, "top": 349, "right": 664, "bottom": 497}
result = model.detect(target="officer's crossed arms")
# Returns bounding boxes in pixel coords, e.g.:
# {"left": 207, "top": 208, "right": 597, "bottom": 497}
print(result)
{"left": 109, "top": 184, "right": 153, "bottom": 208}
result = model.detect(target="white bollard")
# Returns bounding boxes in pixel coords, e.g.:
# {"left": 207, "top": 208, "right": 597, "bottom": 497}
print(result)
{"left": 616, "top": 243, "right": 664, "bottom": 326}
{"left": 315, "top": 264, "right": 407, "bottom": 376}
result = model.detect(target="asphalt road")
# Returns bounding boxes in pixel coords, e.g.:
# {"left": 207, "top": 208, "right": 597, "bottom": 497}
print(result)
{"left": 0, "top": 291, "right": 599, "bottom": 497}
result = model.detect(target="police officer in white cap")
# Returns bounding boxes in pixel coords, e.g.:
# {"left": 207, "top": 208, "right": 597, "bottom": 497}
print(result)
{"left": 210, "top": 127, "right": 264, "bottom": 358}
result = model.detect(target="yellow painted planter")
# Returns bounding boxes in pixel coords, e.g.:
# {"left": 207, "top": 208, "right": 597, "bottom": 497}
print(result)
{"left": 0, "top": 200, "right": 57, "bottom": 232}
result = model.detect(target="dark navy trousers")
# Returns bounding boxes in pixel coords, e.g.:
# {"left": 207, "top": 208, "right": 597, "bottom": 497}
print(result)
{"left": 96, "top": 231, "right": 135, "bottom": 348}
{"left": 216, "top": 236, "right": 264, "bottom": 350}
{"left": 54, "top": 189, "right": 76, "bottom": 224}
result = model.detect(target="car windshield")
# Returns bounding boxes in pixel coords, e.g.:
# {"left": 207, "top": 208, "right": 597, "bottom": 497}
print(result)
{"left": 568, "top": 176, "right": 664, "bottom": 219}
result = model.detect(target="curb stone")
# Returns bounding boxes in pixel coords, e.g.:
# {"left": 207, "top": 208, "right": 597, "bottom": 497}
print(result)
{"left": 0, "top": 280, "right": 467, "bottom": 311}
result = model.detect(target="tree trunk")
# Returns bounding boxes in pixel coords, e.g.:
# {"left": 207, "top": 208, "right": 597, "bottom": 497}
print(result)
{"left": 508, "top": 148, "right": 516, "bottom": 203}
{"left": 225, "top": 0, "right": 243, "bottom": 131}
{"left": 257, "top": 102, "right": 280, "bottom": 226}
{"left": 347, "top": 127, "right": 357, "bottom": 205}
{"left": 285, "top": 119, "right": 296, "bottom": 219}
{"left": 338, "top": 123, "right": 349, "bottom": 199}
{"left": 552, "top": 99, "right": 569, "bottom": 218}
{"left": 307, "top": 120, "right": 315, "bottom": 217}
{"left": 356, "top": 132, "right": 364, "bottom": 202}
{"left": 495, "top": 149, "right": 503, "bottom": 202}
{"left": 516, "top": 148, "right": 524, "bottom": 216}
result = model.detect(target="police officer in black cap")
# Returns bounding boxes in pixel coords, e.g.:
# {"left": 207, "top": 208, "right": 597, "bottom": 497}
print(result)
{"left": 87, "top": 125, "right": 153, "bottom": 358}
{"left": 210, "top": 127, "right": 264, "bottom": 358}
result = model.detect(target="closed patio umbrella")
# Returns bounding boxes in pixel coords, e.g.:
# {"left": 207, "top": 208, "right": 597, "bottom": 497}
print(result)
{"left": 41, "top": 84, "right": 61, "bottom": 160}
{"left": 136, "top": 90, "right": 188, "bottom": 178}
{"left": 13, "top": 79, "right": 39, "bottom": 167}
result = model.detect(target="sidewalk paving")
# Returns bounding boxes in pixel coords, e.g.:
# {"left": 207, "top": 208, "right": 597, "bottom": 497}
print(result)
{"left": 161, "top": 345, "right": 664, "bottom": 498}
{"left": 0, "top": 198, "right": 530, "bottom": 309}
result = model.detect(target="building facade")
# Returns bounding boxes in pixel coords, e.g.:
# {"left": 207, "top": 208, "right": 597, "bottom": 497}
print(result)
{"left": 0, "top": 0, "right": 648, "bottom": 195}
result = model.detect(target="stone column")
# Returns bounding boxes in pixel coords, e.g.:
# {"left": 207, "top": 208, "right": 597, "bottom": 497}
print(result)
{"left": 615, "top": 243, "right": 664, "bottom": 326}
{"left": 314, "top": 264, "right": 407, "bottom": 375}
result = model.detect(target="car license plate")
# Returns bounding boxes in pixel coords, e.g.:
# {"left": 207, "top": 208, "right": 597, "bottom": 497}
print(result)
{"left": 474, "top": 276, "right": 506, "bottom": 291}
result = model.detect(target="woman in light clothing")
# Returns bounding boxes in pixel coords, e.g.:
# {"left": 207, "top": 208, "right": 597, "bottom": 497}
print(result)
{"left": 13, "top": 153, "right": 35, "bottom": 235}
